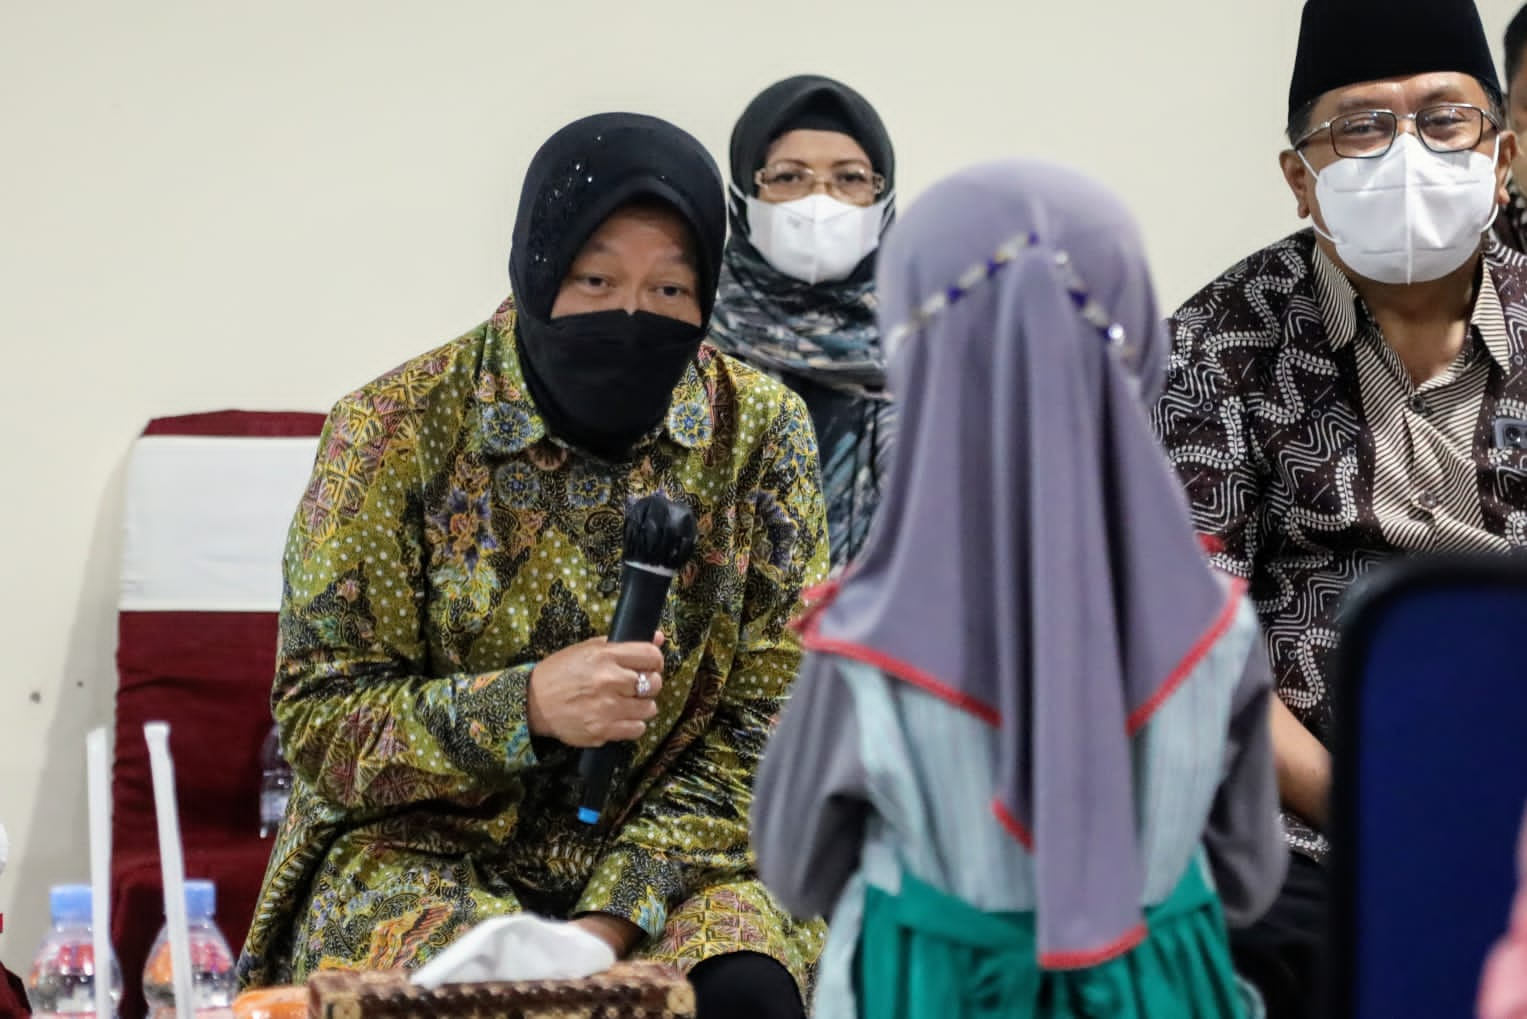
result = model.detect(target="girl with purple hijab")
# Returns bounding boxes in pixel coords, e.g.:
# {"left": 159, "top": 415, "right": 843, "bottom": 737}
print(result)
{"left": 751, "top": 160, "right": 1287, "bottom": 1018}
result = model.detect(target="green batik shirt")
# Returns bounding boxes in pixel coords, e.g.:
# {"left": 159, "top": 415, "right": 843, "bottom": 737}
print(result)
{"left": 238, "top": 299, "right": 829, "bottom": 989}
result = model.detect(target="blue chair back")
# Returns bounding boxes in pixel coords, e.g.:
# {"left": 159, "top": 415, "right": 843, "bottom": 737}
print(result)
{"left": 1330, "top": 555, "right": 1527, "bottom": 1018}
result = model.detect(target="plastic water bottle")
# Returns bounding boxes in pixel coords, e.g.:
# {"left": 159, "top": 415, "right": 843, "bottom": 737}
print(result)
{"left": 27, "top": 884, "right": 123, "bottom": 1018}
{"left": 141, "top": 880, "right": 236, "bottom": 1019}
{"left": 258, "top": 724, "right": 292, "bottom": 838}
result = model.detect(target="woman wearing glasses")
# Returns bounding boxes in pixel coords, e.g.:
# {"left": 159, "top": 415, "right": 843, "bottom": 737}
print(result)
{"left": 710, "top": 75, "right": 895, "bottom": 572}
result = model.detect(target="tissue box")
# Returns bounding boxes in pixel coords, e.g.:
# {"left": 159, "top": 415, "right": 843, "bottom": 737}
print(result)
{"left": 306, "top": 962, "right": 696, "bottom": 1019}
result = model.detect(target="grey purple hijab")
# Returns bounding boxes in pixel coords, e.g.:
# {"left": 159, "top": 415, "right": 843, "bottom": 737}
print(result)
{"left": 803, "top": 160, "right": 1242, "bottom": 967}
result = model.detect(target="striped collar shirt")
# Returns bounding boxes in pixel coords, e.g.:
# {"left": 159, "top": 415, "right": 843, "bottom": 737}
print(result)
{"left": 1312, "top": 246, "right": 1512, "bottom": 555}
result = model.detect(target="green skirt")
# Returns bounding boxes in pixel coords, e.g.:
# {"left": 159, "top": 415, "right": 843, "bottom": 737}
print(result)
{"left": 858, "top": 860, "right": 1250, "bottom": 1018}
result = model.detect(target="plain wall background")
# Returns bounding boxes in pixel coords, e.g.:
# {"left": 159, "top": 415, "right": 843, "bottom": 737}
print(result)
{"left": 2, "top": 0, "right": 1522, "bottom": 968}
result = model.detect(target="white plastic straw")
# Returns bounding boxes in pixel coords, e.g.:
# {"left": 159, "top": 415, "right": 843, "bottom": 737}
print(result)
{"left": 143, "top": 722, "right": 194, "bottom": 1019}
{"left": 86, "top": 728, "right": 113, "bottom": 1019}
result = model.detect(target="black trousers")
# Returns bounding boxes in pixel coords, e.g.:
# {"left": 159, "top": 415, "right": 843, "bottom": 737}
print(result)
{"left": 687, "top": 951, "right": 806, "bottom": 1019}
{"left": 1230, "top": 850, "right": 1328, "bottom": 1019}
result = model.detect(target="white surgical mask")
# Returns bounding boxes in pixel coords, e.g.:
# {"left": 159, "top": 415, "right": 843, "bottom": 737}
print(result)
{"left": 742, "top": 190, "right": 891, "bottom": 285}
{"left": 1303, "top": 132, "right": 1501, "bottom": 285}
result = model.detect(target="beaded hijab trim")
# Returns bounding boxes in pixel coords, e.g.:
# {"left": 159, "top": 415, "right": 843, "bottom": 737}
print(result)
{"left": 884, "top": 231, "right": 1135, "bottom": 368}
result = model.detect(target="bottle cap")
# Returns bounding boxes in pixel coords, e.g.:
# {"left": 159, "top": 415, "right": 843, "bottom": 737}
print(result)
{"left": 50, "top": 884, "right": 92, "bottom": 926}
{"left": 183, "top": 879, "right": 216, "bottom": 921}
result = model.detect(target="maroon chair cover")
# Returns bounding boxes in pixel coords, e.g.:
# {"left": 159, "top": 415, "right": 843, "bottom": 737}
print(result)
{"left": 0, "top": 960, "right": 29, "bottom": 1019}
{"left": 111, "top": 411, "right": 324, "bottom": 1019}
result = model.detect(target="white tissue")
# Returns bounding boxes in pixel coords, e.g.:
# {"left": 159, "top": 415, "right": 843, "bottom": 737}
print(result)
{"left": 0, "top": 823, "right": 7, "bottom": 876}
{"left": 410, "top": 914, "right": 616, "bottom": 988}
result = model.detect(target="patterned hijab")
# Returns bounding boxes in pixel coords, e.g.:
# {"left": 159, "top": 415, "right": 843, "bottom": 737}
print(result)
{"left": 709, "top": 75, "right": 896, "bottom": 570}
{"left": 807, "top": 160, "right": 1240, "bottom": 967}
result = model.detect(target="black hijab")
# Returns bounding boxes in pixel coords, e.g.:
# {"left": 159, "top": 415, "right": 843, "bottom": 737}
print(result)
{"left": 506, "top": 113, "right": 727, "bottom": 460}
{"left": 725, "top": 75, "right": 895, "bottom": 243}
{"left": 509, "top": 112, "right": 727, "bottom": 328}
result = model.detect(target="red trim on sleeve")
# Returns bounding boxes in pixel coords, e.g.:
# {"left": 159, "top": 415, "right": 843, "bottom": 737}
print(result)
{"left": 791, "top": 579, "right": 843, "bottom": 634}
{"left": 800, "top": 574, "right": 1248, "bottom": 861}
{"left": 1125, "top": 578, "right": 1248, "bottom": 735}
{"left": 1038, "top": 922, "right": 1148, "bottom": 970}
{"left": 802, "top": 626, "right": 1002, "bottom": 727}
{"left": 991, "top": 799, "right": 1035, "bottom": 850}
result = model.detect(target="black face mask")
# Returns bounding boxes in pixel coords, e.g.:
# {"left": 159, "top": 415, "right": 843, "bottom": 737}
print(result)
{"left": 516, "top": 310, "right": 705, "bottom": 461}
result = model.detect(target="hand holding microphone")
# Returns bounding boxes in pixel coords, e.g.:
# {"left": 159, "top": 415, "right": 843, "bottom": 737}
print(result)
{"left": 524, "top": 494, "right": 698, "bottom": 824}
{"left": 526, "top": 633, "right": 667, "bottom": 747}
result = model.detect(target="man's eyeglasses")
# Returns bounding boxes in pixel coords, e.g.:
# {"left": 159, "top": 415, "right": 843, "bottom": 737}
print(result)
{"left": 1294, "top": 104, "right": 1501, "bottom": 159}
{"left": 754, "top": 163, "right": 886, "bottom": 204}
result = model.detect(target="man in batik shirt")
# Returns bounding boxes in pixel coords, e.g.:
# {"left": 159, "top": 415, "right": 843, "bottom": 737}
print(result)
{"left": 1154, "top": 1, "right": 1527, "bottom": 1016}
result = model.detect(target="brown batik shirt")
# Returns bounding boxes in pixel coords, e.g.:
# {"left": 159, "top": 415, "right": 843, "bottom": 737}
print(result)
{"left": 1153, "top": 229, "right": 1527, "bottom": 859}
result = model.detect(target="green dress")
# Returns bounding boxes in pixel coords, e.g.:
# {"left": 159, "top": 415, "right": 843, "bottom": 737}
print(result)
{"left": 237, "top": 299, "right": 829, "bottom": 992}
{"left": 860, "top": 860, "right": 1246, "bottom": 1018}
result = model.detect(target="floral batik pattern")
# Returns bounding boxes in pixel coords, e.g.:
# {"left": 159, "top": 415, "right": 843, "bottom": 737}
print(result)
{"left": 239, "top": 299, "right": 829, "bottom": 994}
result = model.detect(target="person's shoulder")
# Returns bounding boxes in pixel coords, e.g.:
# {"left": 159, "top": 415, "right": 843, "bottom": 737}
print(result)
{"left": 317, "top": 322, "right": 491, "bottom": 476}
{"left": 1485, "top": 243, "right": 1527, "bottom": 389}
{"left": 706, "top": 345, "right": 813, "bottom": 431}
{"left": 700, "top": 347, "right": 820, "bottom": 492}
{"left": 1215, "top": 571, "right": 1259, "bottom": 629}
{"left": 329, "top": 324, "right": 488, "bottom": 426}
{"left": 1486, "top": 239, "right": 1527, "bottom": 308}
{"left": 1170, "top": 230, "right": 1316, "bottom": 343}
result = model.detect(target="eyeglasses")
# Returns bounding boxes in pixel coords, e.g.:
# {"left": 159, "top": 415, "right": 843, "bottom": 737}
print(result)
{"left": 754, "top": 163, "right": 886, "bottom": 204}
{"left": 1294, "top": 103, "right": 1500, "bottom": 159}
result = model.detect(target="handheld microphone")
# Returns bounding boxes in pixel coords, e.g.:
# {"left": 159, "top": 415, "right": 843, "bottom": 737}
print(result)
{"left": 576, "top": 493, "right": 698, "bottom": 824}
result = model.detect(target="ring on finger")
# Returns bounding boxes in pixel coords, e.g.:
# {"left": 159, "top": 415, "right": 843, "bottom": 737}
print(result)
{"left": 634, "top": 671, "right": 652, "bottom": 698}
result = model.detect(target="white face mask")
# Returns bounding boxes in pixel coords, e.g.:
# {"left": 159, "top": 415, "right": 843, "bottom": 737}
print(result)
{"left": 1303, "top": 133, "right": 1501, "bottom": 285}
{"left": 742, "top": 191, "right": 891, "bottom": 285}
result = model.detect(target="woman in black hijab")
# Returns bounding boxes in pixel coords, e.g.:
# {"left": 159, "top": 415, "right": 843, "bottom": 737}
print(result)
{"left": 239, "top": 113, "right": 828, "bottom": 1019}
{"left": 509, "top": 113, "right": 727, "bottom": 460}
{"left": 710, "top": 75, "right": 896, "bottom": 572}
